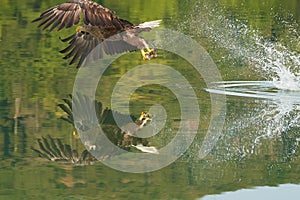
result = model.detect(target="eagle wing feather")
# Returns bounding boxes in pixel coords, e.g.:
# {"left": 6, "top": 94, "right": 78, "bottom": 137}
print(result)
{"left": 32, "top": 0, "right": 125, "bottom": 31}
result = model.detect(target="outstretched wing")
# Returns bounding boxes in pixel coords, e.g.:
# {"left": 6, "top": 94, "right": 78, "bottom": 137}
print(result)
{"left": 32, "top": 0, "right": 128, "bottom": 31}
{"left": 59, "top": 31, "right": 101, "bottom": 68}
{"left": 60, "top": 30, "right": 138, "bottom": 68}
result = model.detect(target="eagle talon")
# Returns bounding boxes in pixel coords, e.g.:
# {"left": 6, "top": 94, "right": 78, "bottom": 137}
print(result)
{"left": 141, "top": 48, "right": 157, "bottom": 60}
{"left": 144, "top": 54, "right": 150, "bottom": 60}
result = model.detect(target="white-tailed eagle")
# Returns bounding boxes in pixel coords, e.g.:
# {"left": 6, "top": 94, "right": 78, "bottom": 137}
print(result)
{"left": 33, "top": 0, "right": 160, "bottom": 68}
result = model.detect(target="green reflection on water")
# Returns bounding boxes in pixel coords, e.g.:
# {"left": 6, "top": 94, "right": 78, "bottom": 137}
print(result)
{"left": 0, "top": 0, "right": 300, "bottom": 199}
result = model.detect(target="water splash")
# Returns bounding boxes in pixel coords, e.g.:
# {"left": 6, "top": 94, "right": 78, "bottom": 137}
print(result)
{"left": 206, "top": 81, "right": 300, "bottom": 133}
{"left": 208, "top": 84, "right": 300, "bottom": 159}
{"left": 182, "top": 1, "right": 300, "bottom": 91}
{"left": 252, "top": 41, "right": 300, "bottom": 90}
{"left": 180, "top": 2, "right": 300, "bottom": 159}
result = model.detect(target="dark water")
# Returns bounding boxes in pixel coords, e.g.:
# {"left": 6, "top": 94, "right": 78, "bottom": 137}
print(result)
{"left": 1, "top": 0, "right": 300, "bottom": 199}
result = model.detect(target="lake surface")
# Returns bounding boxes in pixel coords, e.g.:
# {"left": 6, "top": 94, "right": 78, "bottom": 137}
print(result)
{"left": 1, "top": 0, "right": 300, "bottom": 199}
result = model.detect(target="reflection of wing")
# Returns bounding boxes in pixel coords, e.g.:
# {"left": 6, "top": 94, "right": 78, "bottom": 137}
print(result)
{"left": 58, "top": 94, "right": 150, "bottom": 146}
{"left": 59, "top": 31, "right": 139, "bottom": 68}
{"left": 31, "top": 135, "right": 96, "bottom": 165}
{"left": 32, "top": 94, "right": 158, "bottom": 165}
{"left": 57, "top": 93, "right": 137, "bottom": 129}
{"left": 32, "top": 0, "right": 128, "bottom": 31}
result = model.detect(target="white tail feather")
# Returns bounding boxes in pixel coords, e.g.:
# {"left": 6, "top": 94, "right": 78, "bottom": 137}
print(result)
{"left": 137, "top": 20, "right": 162, "bottom": 29}
{"left": 132, "top": 144, "right": 159, "bottom": 154}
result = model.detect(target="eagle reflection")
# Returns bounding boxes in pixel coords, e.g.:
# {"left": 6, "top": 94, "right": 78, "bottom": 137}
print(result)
{"left": 32, "top": 94, "right": 157, "bottom": 165}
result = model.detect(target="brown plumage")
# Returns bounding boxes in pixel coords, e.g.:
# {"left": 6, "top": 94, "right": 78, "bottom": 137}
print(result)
{"left": 32, "top": 0, "right": 160, "bottom": 68}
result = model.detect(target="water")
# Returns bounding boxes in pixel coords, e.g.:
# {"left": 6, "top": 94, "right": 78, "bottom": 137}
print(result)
{"left": 200, "top": 183, "right": 300, "bottom": 200}
{"left": 184, "top": 0, "right": 300, "bottom": 158}
{"left": 186, "top": 0, "right": 300, "bottom": 89}
{"left": 1, "top": 0, "right": 300, "bottom": 199}
{"left": 206, "top": 81, "right": 300, "bottom": 160}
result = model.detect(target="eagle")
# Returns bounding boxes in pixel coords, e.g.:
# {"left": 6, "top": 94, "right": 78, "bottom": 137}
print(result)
{"left": 57, "top": 93, "right": 155, "bottom": 152}
{"left": 32, "top": 0, "right": 161, "bottom": 68}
